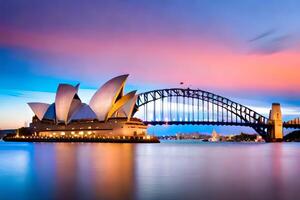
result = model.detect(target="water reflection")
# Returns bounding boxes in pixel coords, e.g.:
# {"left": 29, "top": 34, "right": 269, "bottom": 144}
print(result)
{"left": 134, "top": 142, "right": 300, "bottom": 200}
{"left": 1, "top": 142, "right": 300, "bottom": 200}
{"left": 0, "top": 142, "right": 137, "bottom": 200}
{"left": 45, "top": 143, "right": 136, "bottom": 200}
{"left": 0, "top": 144, "right": 30, "bottom": 200}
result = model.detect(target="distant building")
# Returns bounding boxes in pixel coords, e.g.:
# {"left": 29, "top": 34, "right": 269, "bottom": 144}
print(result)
{"left": 175, "top": 132, "right": 210, "bottom": 140}
{"left": 255, "top": 135, "right": 264, "bottom": 142}
{"left": 209, "top": 129, "right": 221, "bottom": 142}
{"left": 0, "top": 129, "right": 16, "bottom": 138}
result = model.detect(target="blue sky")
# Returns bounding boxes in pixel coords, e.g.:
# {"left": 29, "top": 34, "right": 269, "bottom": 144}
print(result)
{"left": 1, "top": 0, "right": 300, "bottom": 135}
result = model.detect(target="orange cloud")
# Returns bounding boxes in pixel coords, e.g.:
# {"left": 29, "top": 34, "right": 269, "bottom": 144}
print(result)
{"left": 1, "top": 27, "right": 300, "bottom": 93}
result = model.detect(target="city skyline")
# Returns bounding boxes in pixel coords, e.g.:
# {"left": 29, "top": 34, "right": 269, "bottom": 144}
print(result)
{"left": 1, "top": 0, "right": 300, "bottom": 133}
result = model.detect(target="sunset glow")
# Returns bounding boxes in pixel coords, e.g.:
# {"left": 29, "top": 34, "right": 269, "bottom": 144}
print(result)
{"left": 1, "top": 0, "right": 300, "bottom": 131}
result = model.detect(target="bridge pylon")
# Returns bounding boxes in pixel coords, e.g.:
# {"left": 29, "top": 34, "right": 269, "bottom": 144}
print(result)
{"left": 268, "top": 103, "right": 283, "bottom": 142}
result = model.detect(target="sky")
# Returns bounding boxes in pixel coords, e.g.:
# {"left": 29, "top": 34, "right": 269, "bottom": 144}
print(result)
{"left": 1, "top": 0, "right": 300, "bottom": 134}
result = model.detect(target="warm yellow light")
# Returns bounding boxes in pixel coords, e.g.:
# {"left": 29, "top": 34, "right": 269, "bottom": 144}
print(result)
{"left": 61, "top": 132, "right": 65, "bottom": 136}
{"left": 79, "top": 131, "right": 84, "bottom": 135}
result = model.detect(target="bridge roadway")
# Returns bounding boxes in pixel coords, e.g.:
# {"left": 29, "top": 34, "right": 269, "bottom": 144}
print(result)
{"left": 283, "top": 123, "right": 300, "bottom": 129}
{"left": 143, "top": 121, "right": 270, "bottom": 128}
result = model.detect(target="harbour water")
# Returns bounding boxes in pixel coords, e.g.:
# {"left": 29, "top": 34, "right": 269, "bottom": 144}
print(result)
{"left": 1, "top": 141, "right": 300, "bottom": 200}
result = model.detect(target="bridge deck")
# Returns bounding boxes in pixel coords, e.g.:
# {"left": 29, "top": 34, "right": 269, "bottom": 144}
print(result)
{"left": 283, "top": 124, "right": 300, "bottom": 129}
{"left": 144, "top": 121, "right": 270, "bottom": 128}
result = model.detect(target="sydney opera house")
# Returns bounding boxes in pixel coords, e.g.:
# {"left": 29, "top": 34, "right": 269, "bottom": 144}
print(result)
{"left": 25, "top": 74, "right": 150, "bottom": 140}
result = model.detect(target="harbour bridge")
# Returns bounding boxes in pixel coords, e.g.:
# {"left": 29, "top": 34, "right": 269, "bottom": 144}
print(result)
{"left": 134, "top": 88, "right": 300, "bottom": 142}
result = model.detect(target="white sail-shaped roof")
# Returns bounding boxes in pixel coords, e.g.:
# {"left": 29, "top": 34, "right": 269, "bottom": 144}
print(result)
{"left": 118, "top": 95, "right": 138, "bottom": 121}
{"left": 27, "top": 75, "right": 140, "bottom": 123}
{"left": 55, "top": 84, "right": 81, "bottom": 123}
{"left": 75, "top": 83, "right": 80, "bottom": 92}
{"left": 67, "top": 94, "right": 82, "bottom": 121}
{"left": 69, "top": 103, "right": 97, "bottom": 121}
{"left": 28, "top": 102, "right": 50, "bottom": 120}
{"left": 89, "top": 74, "right": 128, "bottom": 121}
{"left": 107, "top": 91, "right": 136, "bottom": 119}
{"left": 43, "top": 103, "right": 56, "bottom": 120}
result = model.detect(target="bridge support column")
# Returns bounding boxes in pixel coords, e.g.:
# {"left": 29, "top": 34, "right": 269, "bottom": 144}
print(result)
{"left": 268, "top": 103, "right": 283, "bottom": 142}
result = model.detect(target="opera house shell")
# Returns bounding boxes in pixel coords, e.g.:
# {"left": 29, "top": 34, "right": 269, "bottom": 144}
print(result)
{"left": 28, "top": 75, "right": 147, "bottom": 138}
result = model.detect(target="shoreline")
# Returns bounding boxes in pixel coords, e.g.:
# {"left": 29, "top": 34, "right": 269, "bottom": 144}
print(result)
{"left": 3, "top": 136, "right": 160, "bottom": 143}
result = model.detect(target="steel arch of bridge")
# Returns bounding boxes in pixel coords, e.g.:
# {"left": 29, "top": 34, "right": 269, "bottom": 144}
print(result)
{"left": 135, "top": 88, "right": 270, "bottom": 137}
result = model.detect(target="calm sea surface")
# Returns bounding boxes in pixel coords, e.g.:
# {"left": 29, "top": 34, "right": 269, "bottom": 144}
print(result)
{"left": 0, "top": 140, "right": 300, "bottom": 200}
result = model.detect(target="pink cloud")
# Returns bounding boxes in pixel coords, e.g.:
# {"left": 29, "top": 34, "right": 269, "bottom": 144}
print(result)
{"left": 1, "top": 27, "right": 300, "bottom": 93}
